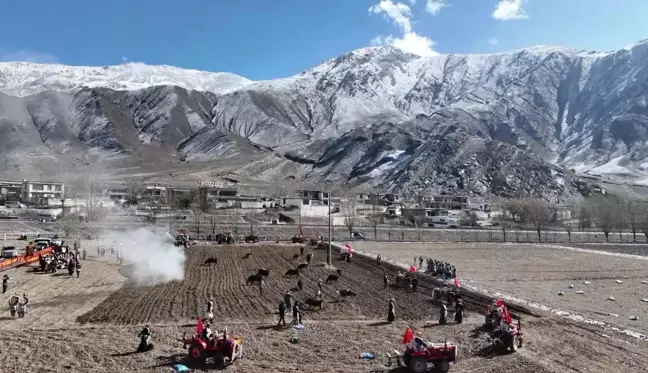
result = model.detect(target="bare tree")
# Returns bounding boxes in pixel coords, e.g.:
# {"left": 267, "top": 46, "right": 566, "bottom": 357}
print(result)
{"left": 209, "top": 215, "right": 218, "bottom": 238}
{"left": 522, "top": 198, "right": 555, "bottom": 242}
{"left": 494, "top": 211, "right": 509, "bottom": 242}
{"left": 562, "top": 220, "right": 574, "bottom": 242}
{"left": 503, "top": 199, "right": 524, "bottom": 222}
{"left": 194, "top": 210, "right": 203, "bottom": 236}
{"left": 589, "top": 196, "right": 615, "bottom": 242}
{"left": 577, "top": 204, "right": 593, "bottom": 231}
{"left": 125, "top": 180, "right": 144, "bottom": 206}
{"left": 343, "top": 200, "right": 358, "bottom": 239}
{"left": 245, "top": 211, "right": 257, "bottom": 236}
{"left": 413, "top": 215, "right": 426, "bottom": 241}
{"left": 626, "top": 199, "right": 642, "bottom": 242}
{"left": 367, "top": 192, "right": 382, "bottom": 239}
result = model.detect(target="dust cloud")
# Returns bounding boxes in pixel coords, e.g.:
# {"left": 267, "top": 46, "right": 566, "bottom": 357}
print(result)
{"left": 97, "top": 226, "right": 185, "bottom": 286}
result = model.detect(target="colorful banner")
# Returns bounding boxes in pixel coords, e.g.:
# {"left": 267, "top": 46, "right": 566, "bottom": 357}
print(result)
{"left": 0, "top": 247, "right": 53, "bottom": 271}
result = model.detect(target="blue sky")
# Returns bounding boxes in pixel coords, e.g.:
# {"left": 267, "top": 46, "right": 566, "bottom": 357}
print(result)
{"left": 1, "top": 0, "right": 647, "bottom": 80}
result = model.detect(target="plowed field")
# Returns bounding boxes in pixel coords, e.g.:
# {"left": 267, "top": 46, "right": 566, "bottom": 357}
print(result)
{"left": 2, "top": 243, "right": 648, "bottom": 373}
{"left": 79, "top": 244, "right": 454, "bottom": 324}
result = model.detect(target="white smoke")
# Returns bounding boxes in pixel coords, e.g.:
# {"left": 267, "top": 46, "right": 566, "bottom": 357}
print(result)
{"left": 97, "top": 226, "right": 185, "bottom": 286}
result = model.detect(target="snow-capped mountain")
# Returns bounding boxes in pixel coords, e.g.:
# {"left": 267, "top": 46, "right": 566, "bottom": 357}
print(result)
{"left": 1, "top": 40, "right": 648, "bottom": 197}
{"left": 0, "top": 62, "right": 252, "bottom": 97}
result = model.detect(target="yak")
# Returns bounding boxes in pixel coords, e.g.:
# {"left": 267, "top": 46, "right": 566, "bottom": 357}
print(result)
{"left": 325, "top": 274, "right": 339, "bottom": 283}
{"left": 337, "top": 289, "right": 357, "bottom": 301}
{"left": 242, "top": 252, "right": 252, "bottom": 260}
{"left": 297, "top": 262, "right": 309, "bottom": 271}
{"left": 203, "top": 257, "right": 218, "bottom": 266}
{"left": 292, "top": 253, "right": 300, "bottom": 260}
{"left": 257, "top": 268, "right": 270, "bottom": 277}
{"left": 246, "top": 274, "right": 263, "bottom": 285}
{"left": 304, "top": 298, "right": 324, "bottom": 310}
{"left": 336, "top": 268, "right": 342, "bottom": 276}
{"left": 284, "top": 269, "right": 300, "bottom": 277}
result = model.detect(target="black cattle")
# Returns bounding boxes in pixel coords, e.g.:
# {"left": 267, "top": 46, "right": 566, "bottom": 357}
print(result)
{"left": 304, "top": 298, "right": 324, "bottom": 310}
{"left": 297, "top": 262, "right": 309, "bottom": 271}
{"left": 292, "top": 253, "right": 300, "bottom": 260}
{"left": 337, "top": 289, "right": 357, "bottom": 300}
{"left": 325, "top": 274, "right": 339, "bottom": 283}
{"left": 203, "top": 257, "right": 218, "bottom": 266}
{"left": 336, "top": 268, "right": 342, "bottom": 276}
{"left": 257, "top": 268, "right": 270, "bottom": 277}
{"left": 246, "top": 274, "right": 263, "bottom": 285}
{"left": 284, "top": 269, "right": 300, "bottom": 277}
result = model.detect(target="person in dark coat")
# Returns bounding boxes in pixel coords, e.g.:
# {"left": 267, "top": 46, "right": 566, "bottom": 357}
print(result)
{"left": 383, "top": 274, "right": 389, "bottom": 289}
{"left": 300, "top": 246, "right": 304, "bottom": 256}
{"left": 454, "top": 299, "right": 464, "bottom": 324}
{"left": 277, "top": 301, "right": 287, "bottom": 326}
{"left": 292, "top": 304, "right": 302, "bottom": 325}
{"left": 387, "top": 298, "right": 396, "bottom": 323}
{"left": 376, "top": 254, "right": 382, "bottom": 266}
{"left": 297, "top": 279, "right": 303, "bottom": 291}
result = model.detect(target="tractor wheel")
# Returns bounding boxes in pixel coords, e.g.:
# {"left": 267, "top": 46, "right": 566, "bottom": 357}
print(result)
{"left": 213, "top": 353, "right": 226, "bottom": 368}
{"left": 434, "top": 361, "right": 450, "bottom": 373}
{"left": 509, "top": 336, "right": 519, "bottom": 352}
{"left": 189, "top": 341, "right": 206, "bottom": 363}
{"left": 408, "top": 356, "right": 427, "bottom": 373}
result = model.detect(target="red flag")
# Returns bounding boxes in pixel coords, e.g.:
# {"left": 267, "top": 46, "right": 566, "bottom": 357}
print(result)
{"left": 496, "top": 298, "right": 504, "bottom": 308}
{"left": 502, "top": 306, "right": 512, "bottom": 324}
{"left": 454, "top": 278, "right": 461, "bottom": 288}
{"left": 345, "top": 243, "right": 351, "bottom": 249}
{"left": 401, "top": 328, "right": 414, "bottom": 344}
{"left": 196, "top": 317, "right": 204, "bottom": 334}
{"left": 409, "top": 265, "right": 417, "bottom": 273}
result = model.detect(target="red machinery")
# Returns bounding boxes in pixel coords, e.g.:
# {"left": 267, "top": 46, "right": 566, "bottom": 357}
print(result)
{"left": 387, "top": 341, "right": 457, "bottom": 373}
{"left": 183, "top": 332, "right": 243, "bottom": 368}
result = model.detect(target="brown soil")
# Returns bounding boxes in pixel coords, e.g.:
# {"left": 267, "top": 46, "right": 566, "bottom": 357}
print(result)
{"left": 1, "top": 244, "right": 647, "bottom": 373}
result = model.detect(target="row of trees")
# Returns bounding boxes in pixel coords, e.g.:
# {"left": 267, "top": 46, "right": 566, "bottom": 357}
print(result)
{"left": 498, "top": 195, "right": 648, "bottom": 242}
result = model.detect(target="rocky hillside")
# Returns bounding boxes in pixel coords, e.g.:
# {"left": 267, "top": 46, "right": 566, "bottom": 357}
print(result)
{"left": 1, "top": 41, "right": 648, "bottom": 198}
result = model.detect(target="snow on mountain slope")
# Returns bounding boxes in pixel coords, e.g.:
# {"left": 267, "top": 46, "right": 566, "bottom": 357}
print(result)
{"left": 0, "top": 62, "right": 252, "bottom": 97}
{"left": 2, "top": 41, "right": 648, "bottom": 196}
{"left": 213, "top": 40, "right": 648, "bottom": 185}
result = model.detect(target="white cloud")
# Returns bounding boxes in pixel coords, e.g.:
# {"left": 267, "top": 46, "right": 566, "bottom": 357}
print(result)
{"left": 121, "top": 56, "right": 128, "bottom": 62}
{"left": 492, "top": 0, "right": 529, "bottom": 20}
{"left": 370, "top": 0, "right": 413, "bottom": 33}
{"left": 0, "top": 49, "right": 59, "bottom": 63}
{"left": 408, "top": 0, "right": 417, "bottom": 4}
{"left": 369, "top": 0, "right": 438, "bottom": 57}
{"left": 425, "top": 0, "right": 447, "bottom": 15}
{"left": 488, "top": 37, "right": 500, "bottom": 45}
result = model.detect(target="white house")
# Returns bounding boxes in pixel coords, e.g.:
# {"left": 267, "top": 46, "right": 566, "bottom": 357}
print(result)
{"left": 21, "top": 180, "right": 64, "bottom": 205}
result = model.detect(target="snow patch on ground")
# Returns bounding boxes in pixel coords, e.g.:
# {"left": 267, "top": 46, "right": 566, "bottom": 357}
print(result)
{"left": 348, "top": 245, "right": 648, "bottom": 342}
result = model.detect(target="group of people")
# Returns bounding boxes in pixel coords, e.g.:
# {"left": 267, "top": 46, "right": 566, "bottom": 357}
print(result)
{"left": 8, "top": 292, "right": 29, "bottom": 318}
{"left": 277, "top": 290, "right": 303, "bottom": 326}
{"left": 96, "top": 245, "right": 124, "bottom": 264}
{"left": 424, "top": 258, "right": 456, "bottom": 279}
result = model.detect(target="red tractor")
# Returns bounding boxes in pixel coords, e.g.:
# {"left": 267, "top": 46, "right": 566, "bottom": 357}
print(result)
{"left": 182, "top": 332, "right": 243, "bottom": 368}
{"left": 387, "top": 341, "right": 457, "bottom": 373}
{"left": 490, "top": 319, "right": 523, "bottom": 352}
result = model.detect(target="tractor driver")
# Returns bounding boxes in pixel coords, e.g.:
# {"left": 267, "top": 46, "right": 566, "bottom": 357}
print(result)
{"left": 202, "top": 322, "right": 214, "bottom": 343}
{"left": 410, "top": 332, "right": 428, "bottom": 352}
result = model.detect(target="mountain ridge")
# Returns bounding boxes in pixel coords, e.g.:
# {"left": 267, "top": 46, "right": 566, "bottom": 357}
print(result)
{"left": 1, "top": 40, "right": 648, "bottom": 198}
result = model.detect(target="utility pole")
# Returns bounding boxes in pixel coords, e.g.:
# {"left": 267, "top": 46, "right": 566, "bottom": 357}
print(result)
{"left": 327, "top": 187, "right": 332, "bottom": 265}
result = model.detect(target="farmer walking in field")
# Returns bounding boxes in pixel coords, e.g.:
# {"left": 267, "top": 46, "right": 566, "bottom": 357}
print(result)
{"left": 259, "top": 279, "right": 265, "bottom": 296}
{"left": 2, "top": 275, "right": 9, "bottom": 294}
{"left": 82, "top": 248, "right": 87, "bottom": 260}
{"left": 277, "top": 301, "right": 287, "bottom": 326}
{"left": 292, "top": 303, "right": 302, "bottom": 325}
{"left": 284, "top": 291, "right": 295, "bottom": 310}
{"left": 383, "top": 273, "right": 389, "bottom": 289}
{"left": 206, "top": 298, "right": 214, "bottom": 323}
{"left": 76, "top": 262, "right": 81, "bottom": 278}
{"left": 376, "top": 254, "right": 382, "bottom": 266}
{"left": 387, "top": 298, "right": 396, "bottom": 323}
